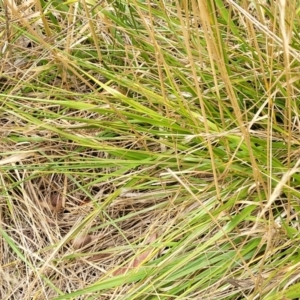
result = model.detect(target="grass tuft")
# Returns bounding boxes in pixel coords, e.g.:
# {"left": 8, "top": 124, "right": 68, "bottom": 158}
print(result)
{"left": 1, "top": 0, "right": 300, "bottom": 299}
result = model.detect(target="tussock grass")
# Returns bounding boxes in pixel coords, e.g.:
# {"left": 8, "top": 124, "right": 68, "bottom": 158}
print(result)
{"left": 1, "top": 0, "right": 300, "bottom": 299}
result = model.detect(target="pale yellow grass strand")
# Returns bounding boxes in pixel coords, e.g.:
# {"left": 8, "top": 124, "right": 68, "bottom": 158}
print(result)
{"left": 258, "top": 158, "right": 300, "bottom": 220}
{"left": 0, "top": 152, "right": 36, "bottom": 166}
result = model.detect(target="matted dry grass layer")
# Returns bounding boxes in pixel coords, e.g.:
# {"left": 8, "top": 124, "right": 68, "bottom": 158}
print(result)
{"left": 1, "top": 148, "right": 182, "bottom": 298}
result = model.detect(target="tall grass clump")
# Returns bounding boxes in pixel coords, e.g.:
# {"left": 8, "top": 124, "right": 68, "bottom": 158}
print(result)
{"left": 1, "top": 0, "right": 300, "bottom": 299}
